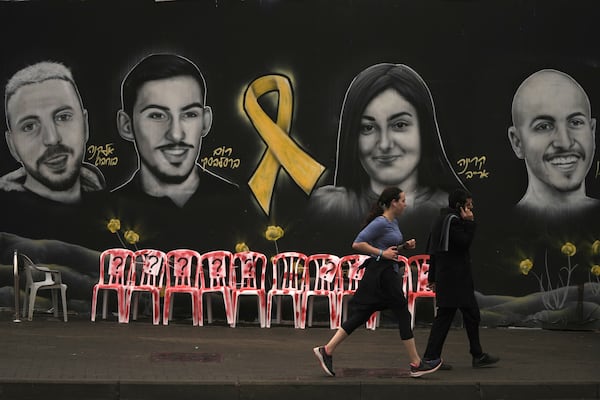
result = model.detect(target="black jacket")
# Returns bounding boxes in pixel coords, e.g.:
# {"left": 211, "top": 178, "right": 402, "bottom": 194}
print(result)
{"left": 427, "top": 208, "right": 477, "bottom": 307}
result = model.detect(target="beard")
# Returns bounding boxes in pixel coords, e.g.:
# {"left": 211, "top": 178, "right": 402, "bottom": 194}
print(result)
{"left": 28, "top": 144, "right": 80, "bottom": 191}
{"left": 140, "top": 157, "right": 195, "bottom": 185}
{"left": 28, "top": 167, "right": 80, "bottom": 191}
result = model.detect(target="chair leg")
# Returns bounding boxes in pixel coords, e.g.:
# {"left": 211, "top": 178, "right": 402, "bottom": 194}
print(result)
{"left": 259, "top": 295, "right": 267, "bottom": 328}
{"left": 61, "top": 286, "right": 68, "bottom": 322}
{"left": 91, "top": 287, "right": 98, "bottom": 322}
{"left": 328, "top": 295, "right": 338, "bottom": 329}
{"left": 231, "top": 293, "right": 239, "bottom": 328}
{"left": 117, "top": 288, "right": 128, "bottom": 323}
{"left": 409, "top": 297, "right": 416, "bottom": 329}
{"left": 299, "top": 294, "right": 308, "bottom": 329}
{"left": 27, "top": 288, "right": 38, "bottom": 321}
{"left": 152, "top": 292, "right": 160, "bottom": 326}
{"left": 275, "top": 296, "right": 282, "bottom": 324}
{"left": 123, "top": 290, "right": 133, "bottom": 324}
{"left": 196, "top": 292, "right": 203, "bottom": 327}
{"left": 266, "top": 294, "right": 273, "bottom": 328}
{"left": 102, "top": 290, "right": 108, "bottom": 320}
{"left": 191, "top": 293, "right": 198, "bottom": 327}
{"left": 366, "top": 312, "right": 378, "bottom": 330}
{"left": 224, "top": 289, "right": 234, "bottom": 325}
{"left": 163, "top": 292, "right": 171, "bottom": 325}
{"left": 293, "top": 294, "right": 301, "bottom": 329}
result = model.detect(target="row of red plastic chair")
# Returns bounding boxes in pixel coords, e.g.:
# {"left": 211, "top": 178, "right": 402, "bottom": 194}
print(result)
{"left": 90, "top": 249, "right": 435, "bottom": 329}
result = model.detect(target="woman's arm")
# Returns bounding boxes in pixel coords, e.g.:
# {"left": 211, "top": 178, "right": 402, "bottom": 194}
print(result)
{"left": 352, "top": 241, "right": 398, "bottom": 261}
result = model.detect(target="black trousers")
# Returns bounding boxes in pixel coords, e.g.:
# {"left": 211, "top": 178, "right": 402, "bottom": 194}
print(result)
{"left": 341, "top": 266, "right": 413, "bottom": 340}
{"left": 423, "top": 306, "right": 483, "bottom": 360}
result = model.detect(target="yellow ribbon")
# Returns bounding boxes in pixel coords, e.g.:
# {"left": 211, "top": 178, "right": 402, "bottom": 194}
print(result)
{"left": 244, "top": 74, "right": 325, "bottom": 215}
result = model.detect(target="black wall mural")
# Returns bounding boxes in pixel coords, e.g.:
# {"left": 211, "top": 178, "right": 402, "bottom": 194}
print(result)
{"left": 0, "top": 0, "right": 599, "bottom": 328}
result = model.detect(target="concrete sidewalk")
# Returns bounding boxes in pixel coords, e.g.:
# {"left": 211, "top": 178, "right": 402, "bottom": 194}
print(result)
{"left": 0, "top": 311, "right": 598, "bottom": 400}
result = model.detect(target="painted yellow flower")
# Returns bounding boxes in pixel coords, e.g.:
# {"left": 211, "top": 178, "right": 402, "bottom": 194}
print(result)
{"left": 107, "top": 218, "right": 121, "bottom": 234}
{"left": 124, "top": 230, "right": 140, "bottom": 245}
{"left": 591, "top": 265, "right": 600, "bottom": 277}
{"left": 519, "top": 258, "right": 534, "bottom": 275}
{"left": 561, "top": 242, "right": 576, "bottom": 257}
{"left": 235, "top": 242, "right": 250, "bottom": 253}
{"left": 592, "top": 240, "right": 600, "bottom": 256}
{"left": 265, "top": 225, "right": 284, "bottom": 241}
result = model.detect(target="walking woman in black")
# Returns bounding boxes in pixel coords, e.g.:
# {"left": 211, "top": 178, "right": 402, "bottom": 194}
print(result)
{"left": 313, "top": 187, "right": 442, "bottom": 378}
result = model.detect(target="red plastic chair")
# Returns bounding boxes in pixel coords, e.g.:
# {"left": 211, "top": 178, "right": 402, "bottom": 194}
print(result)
{"left": 300, "top": 253, "right": 340, "bottom": 329}
{"left": 91, "top": 248, "right": 135, "bottom": 323}
{"left": 163, "top": 249, "right": 202, "bottom": 326}
{"left": 407, "top": 254, "right": 436, "bottom": 328}
{"left": 125, "top": 249, "right": 166, "bottom": 325}
{"left": 231, "top": 251, "right": 267, "bottom": 328}
{"left": 199, "top": 250, "right": 234, "bottom": 325}
{"left": 266, "top": 252, "right": 307, "bottom": 328}
{"left": 336, "top": 254, "right": 379, "bottom": 330}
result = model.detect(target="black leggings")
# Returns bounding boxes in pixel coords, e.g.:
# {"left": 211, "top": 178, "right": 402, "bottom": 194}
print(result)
{"left": 341, "top": 266, "right": 414, "bottom": 340}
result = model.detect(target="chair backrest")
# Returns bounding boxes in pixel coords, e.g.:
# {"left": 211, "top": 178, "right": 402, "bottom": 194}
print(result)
{"left": 99, "top": 248, "right": 136, "bottom": 285}
{"left": 408, "top": 254, "right": 432, "bottom": 293}
{"left": 270, "top": 252, "right": 307, "bottom": 291}
{"left": 337, "top": 254, "right": 370, "bottom": 292}
{"left": 200, "top": 250, "right": 233, "bottom": 289}
{"left": 131, "top": 249, "right": 167, "bottom": 288}
{"left": 165, "top": 249, "right": 202, "bottom": 288}
{"left": 232, "top": 251, "right": 267, "bottom": 290}
{"left": 19, "top": 253, "right": 56, "bottom": 286}
{"left": 303, "top": 254, "right": 340, "bottom": 292}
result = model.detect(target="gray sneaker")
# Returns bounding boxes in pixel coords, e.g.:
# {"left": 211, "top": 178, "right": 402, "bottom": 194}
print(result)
{"left": 410, "top": 358, "right": 443, "bottom": 378}
{"left": 313, "top": 346, "right": 335, "bottom": 377}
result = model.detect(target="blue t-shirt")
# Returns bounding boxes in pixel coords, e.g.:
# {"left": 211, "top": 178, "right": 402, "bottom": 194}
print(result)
{"left": 354, "top": 216, "right": 403, "bottom": 251}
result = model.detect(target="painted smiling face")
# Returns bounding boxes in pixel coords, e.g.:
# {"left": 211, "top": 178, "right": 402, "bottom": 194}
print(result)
{"left": 358, "top": 88, "right": 421, "bottom": 194}
{"left": 509, "top": 71, "right": 596, "bottom": 193}
{"left": 6, "top": 79, "right": 87, "bottom": 192}
{"left": 131, "top": 75, "right": 210, "bottom": 184}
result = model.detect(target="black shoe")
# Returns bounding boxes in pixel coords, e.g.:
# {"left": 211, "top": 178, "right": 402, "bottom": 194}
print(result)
{"left": 313, "top": 346, "right": 335, "bottom": 377}
{"left": 472, "top": 353, "right": 499, "bottom": 368}
{"left": 410, "top": 358, "right": 443, "bottom": 378}
{"left": 439, "top": 362, "right": 453, "bottom": 370}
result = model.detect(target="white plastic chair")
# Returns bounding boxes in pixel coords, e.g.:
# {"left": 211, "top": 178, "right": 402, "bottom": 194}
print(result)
{"left": 199, "top": 250, "right": 234, "bottom": 325}
{"left": 231, "top": 251, "right": 267, "bottom": 328}
{"left": 266, "top": 252, "right": 307, "bottom": 328}
{"left": 125, "top": 249, "right": 166, "bottom": 325}
{"left": 91, "top": 248, "right": 135, "bottom": 323}
{"left": 407, "top": 254, "right": 436, "bottom": 328}
{"left": 300, "top": 253, "right": 340, "bottom": 329}
{"left": 19, "top": 252, "right": 68, "bottom": 322}
{"left": 163, "top": 249, "right": 202, "bottom": 326}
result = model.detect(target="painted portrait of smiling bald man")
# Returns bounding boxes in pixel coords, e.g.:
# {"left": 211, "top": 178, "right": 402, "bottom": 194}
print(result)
{"left": 508, "top": 69, "right": 598, "bottom": 218}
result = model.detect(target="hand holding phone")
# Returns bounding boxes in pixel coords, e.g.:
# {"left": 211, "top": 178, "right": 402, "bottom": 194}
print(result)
{"left": 460, "top": 205, "right": 474, "bottom": 221}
